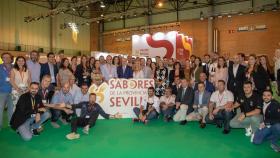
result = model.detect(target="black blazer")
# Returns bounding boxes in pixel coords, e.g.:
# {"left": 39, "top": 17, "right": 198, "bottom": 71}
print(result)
{"left": 40, "top": 62, "right": 58, "bottom": 82}
{"left": 263, "top": 99, "right": 280, "bottom": 126}
{"left": 203, "top": 63, "right": 210, "bottom": 77}
{"left": 169, "top": 69, "right": 184, "bottom": 86}
{"left": 175, "top": 87, "right": 194, "bottom": 113}
{"left": 117, "top": 65, "right": 133, "bottom": 79}
{"left": 171, "top": 84, "right": 180, "bottom": 96}
{"left": 10, "top": 92, "right": 44, "bottom": 130}
{"left": 251, "top": 65, "right": 271, "bottom": 93}
{"left": 75, "top": 64, "right": 91, "bottom": 87}
{"left": 227, "top": 62, "right": 246, "bottom": 96}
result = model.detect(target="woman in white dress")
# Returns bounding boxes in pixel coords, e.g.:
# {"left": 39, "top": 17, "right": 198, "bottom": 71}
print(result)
{"left": 10, "top": 56, "right": 31, "bottom": 105}
{"left": 133, "top": 60, "right": 144, "bottom": 79}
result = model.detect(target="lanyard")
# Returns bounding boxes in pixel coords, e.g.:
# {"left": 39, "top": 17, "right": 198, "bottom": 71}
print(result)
{"left": 31, "top": 97, "right": 35, "bottom": 110}
{"left": 19, "top": 71, "right": 25, "bottom": 83}
{"left": 217, "top": 92, "right": 225, "bottom": 105}
{"left": 42, "top": 89, "right": 48, "bottom": 99}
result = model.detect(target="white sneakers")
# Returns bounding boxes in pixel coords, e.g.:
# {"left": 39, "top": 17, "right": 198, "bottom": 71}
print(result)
{"left": 250, "top": 133, "right": 255, "bottom": 143}
{"left": 245, "top": 126, "right": 253, "bottom": 137}
{"left": 66, "top": 133, "right": 80, "bottom": 140}
{"left": 83, "top": 127, "right": 89, "bottom": 135}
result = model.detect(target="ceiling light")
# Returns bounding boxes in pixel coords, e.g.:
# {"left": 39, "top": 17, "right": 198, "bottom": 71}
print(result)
{"left": 100, "top": 1, "right": 105, "bottom": 8}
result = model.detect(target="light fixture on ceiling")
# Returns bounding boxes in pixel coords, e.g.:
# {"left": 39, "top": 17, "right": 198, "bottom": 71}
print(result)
{"left": 157, "top": 1, "right": 163, "bottom": 7}
{"left": 200, "top": 11, "right": 204, "bottom": 20}
{"left": 272, "top": 7, "right": 278, "bottom": 11}
{"left": 249, "top": 9, "right": 254, "bottom": 15}
{"left": 100, "top": 1, "right": 105, "bottom": 8}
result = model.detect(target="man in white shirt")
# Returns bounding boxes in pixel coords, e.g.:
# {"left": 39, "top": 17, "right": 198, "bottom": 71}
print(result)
{"left": 205, "top": 80, "right": 234, "bottom": 134}
{"left": 100, "top": 55, "right": 118, "bottom": 82}
{"left": 73, "top": 83, "right": 89, "bottom": 104}
{"left": 26, "top": 50, "right": 41, "bottom": 83}
{"left": 69, "top": 75, "right": 80, "bottom": 97}
{"left": 160, "top": 87, "right": 176, "bottom": 122}
{"left": 132, "top": 87, "right": 160, "bottom": 124}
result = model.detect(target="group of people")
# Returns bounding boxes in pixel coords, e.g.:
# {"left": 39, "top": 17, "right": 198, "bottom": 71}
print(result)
{"left": 0, "top": 49, "right": 280, "bottom": 153}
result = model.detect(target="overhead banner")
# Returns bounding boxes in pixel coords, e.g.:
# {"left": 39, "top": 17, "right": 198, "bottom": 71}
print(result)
{"left": 132, "top": 31, "right": 193, "bottom": 60}
{"left": 89, "top": 79, "right": 155, "bottom": 118}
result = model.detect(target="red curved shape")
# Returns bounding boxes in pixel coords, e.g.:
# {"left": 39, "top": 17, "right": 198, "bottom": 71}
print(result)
{"left": 146, "top": 36, "right": 174, "bottom": 58}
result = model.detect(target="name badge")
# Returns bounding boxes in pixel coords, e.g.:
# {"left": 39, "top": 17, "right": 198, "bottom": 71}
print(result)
{"left": 18, "top": 83, "right": 25, "bottom": 88}
{"left": 83, "top": 76, "right": 87, "bottom": 79}
{"left": 6, "top": 77, "right": 10, "bottom": 82}
{"left": 85, "top": 115, "right": 90, "bottom": 119}
{"left": 42, "top": 100, "right": 47, "bottom": 104}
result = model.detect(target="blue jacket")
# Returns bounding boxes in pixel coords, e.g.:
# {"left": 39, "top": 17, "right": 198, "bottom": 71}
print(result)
{"left": 193, "top": 90, "right": 211, "bottom": 107}
{"left": 117, "top": 65, "right": 133, "bottom": 79}
{"left": 0, "top": 64, "right": 12, "bottom": 93}
{"left": 40, "top": 62, "right": 58, "bottom": 83}
{"left": 194, "top": 80, "right": 215, "bottom": 94}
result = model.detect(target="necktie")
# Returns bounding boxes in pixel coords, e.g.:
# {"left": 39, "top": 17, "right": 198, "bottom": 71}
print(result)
{"left": 181, "top": 88, "right": 186, "bottom": 101}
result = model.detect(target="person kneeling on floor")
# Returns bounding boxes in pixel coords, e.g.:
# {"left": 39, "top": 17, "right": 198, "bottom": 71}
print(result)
{"left": 10, "top": 82, "right": 50, "bottom": 141}
{"left": 66, "top": 93, "right": 122, "bottom": 140}
{"left": 252, "top": 90, "right": 280, "bottom": 152}
{"left": 132, "top": 87, "right": 160, "bottom": 124}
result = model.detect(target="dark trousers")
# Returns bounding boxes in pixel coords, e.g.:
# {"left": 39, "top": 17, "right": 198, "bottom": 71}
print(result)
{"left": 71, "top": 112, "right": 99, "bottom": 132}
{"left": 133, "top": 107, "right": 158, "bottom": 120}
{"left": 50, "top": 109, "right": 71, "bottom": 122}
{"left": 161, "top": 106, "right": 176, "bottom": 118}
{"left": 205, "top": 109, "right": 234, "bottom": 131}
{"left": 71, "top": 118, "right": 90, "bottom": 133}
{"left": 253, "top": 123, "right": 280, "bottom": 145}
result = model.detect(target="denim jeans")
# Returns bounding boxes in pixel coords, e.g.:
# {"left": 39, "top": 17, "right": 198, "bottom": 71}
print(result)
{"left": 0, "top": 93, "right": 14, "bottom": 129}
{"left": 17, "top": 111, "right": 50, "bottom": 141}
{"left": 133, "top": 107, "right": 158, "bottom": 120}
{"left": 205, "top": 109, "right": 234, "bottom": 131}
{"left": 253, "top": 123, "right": 280, "bottom": 145}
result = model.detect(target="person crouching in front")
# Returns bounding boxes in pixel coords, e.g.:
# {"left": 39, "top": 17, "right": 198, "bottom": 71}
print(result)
{"left": 66, "top": 93, "right": 121, "bottom": 140}
{"left": 132, "top": 87, "right": 160, "bottom": 124}
{"left": 10, "top": 82, "right": 50, "bottom": 141}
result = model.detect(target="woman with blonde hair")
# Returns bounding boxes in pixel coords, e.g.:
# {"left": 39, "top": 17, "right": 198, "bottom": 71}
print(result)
{"left": 133, "top": 60, "right": 144, "bottom": 79}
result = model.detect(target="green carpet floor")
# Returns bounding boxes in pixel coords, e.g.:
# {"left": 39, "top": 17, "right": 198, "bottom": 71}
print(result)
{"left": 0, "top": 118, "right": 278, "bottom": 158}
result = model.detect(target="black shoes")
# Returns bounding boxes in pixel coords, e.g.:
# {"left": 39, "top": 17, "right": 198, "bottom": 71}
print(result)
{"left": 216, "top": 124, "right": 222, "bottom": 128}
{"left": 271, "top": 143, "right": 280, "bottom": 152}
{"left": 164, "top": 117, "right": 173, "bottom": 122}
{"left": 180, "top": 120, "right": 187, "bottom": 125}
{"left": 200, "top": 123, "right": 206, "bottom": 128}
{"left": 32, "top": 129, "right": 40, "bottom": 136}
{"left": 222, "top": 129, "right": 230, "bottom": 134}
{"left": 132, "top": 118, "right": 140, "bottom": 123}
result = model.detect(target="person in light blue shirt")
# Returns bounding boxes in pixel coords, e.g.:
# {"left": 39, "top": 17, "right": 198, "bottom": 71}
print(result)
{"left": 73, "top": 83, "right": 89, "bottom": 104}
{"left": 26, "top": 50, "right": 41, "bottom": 83}
{"left": 186, "top": 82, "right": 211, "bottom": 128}
{"left": 100, "top": 55, "right": 118, "bottom": 82}
{"left": 50, "top": 82, "right": 73, "bottom": 128}
{"left": 0, "top": 52, "right": 13, "bottom": 130}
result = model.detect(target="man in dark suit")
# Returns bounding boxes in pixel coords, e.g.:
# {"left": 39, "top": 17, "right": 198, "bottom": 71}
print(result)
{"left": 10, "top": 82, "right": 50, "bottom": 141}
{"left": 40, "top": 52, "right": 58, "bottom": 86}
{"left": 171, "top": 76, "right": 181, "bottom": 96}
{"left": 194, "top": 72, "right": 215, "bottom": 93}
{"left": 227, "top": 55, "right": 246, "bottom": 99}
{"left": 173, "top": 79, "right": 194, "bottom": 125}
{"left": 202, "top": 54, "right": 211, "bottom": 78}
{"left": 117, "top": 58, "right": 133, "bottom": 79}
